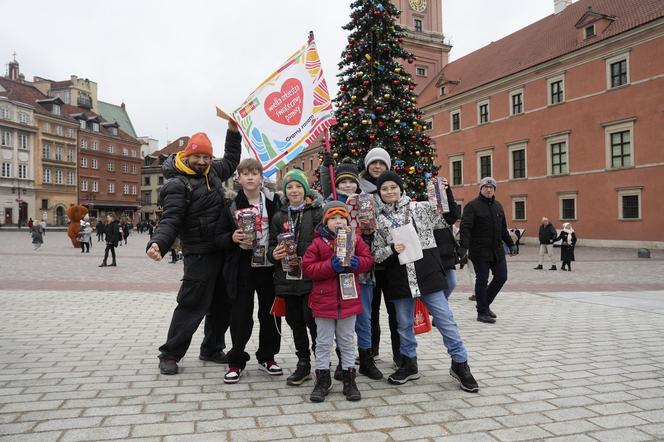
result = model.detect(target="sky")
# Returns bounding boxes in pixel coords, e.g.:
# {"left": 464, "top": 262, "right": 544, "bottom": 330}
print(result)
{"left": 1, "top": 0, "right": 555, "bottom": 156}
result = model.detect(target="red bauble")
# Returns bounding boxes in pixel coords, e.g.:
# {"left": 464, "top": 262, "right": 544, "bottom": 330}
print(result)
{"left": 411, "top": 135, "right": 417, "bottom": 141}
{"left": 408, "top": 85, "right": 415, "bottom": 90}
{"left": 378, "top": 121, "right": 385, "bottom": 128}
{"left": 398, "top": 37, "right": 404, "bottom": 43}
{"left": 330, "top": 137, "right": 336, "bottom": 143}
{"left": 392, "top": 135, "right": 399, "bottom": 141}
{"left": 346, "top": 54, "right": 352, "bottom": 61}
{"left": 392, "top": 80, "right": 400, "bottom": 85}
{"left": 348, "top": 38, "right": 355, "bottom": 45}
{"left": 368, "top": 133, "right": 376, "bottom": 141}
{"left": 363, "top": 80, "right": 370, "bottom": 86}
{"left": 375, "top": 106, "right": 383, "bottom": 112}
{"left": 407, "top": 58, "right": 414, "bottom": 64}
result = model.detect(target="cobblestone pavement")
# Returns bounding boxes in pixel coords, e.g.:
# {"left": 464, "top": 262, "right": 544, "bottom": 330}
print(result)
{"left": 1, "top": 231, "right": 663, "bottom": 441}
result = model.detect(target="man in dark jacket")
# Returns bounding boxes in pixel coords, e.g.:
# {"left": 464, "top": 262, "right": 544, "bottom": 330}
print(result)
{"left": 459, "top": 177, "right": 516, "bottom": 324}
{"left": 147, "top": 121, "right": 241, "bottom": 375}
{"left": 99, "top": 214, "right": 120, "bottom": 267}
{"left": 534, "top": 217, "right": 557, "bottom": 270}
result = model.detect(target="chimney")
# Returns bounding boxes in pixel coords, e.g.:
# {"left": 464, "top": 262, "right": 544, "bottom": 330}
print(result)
{"left": 8, "top": 60, "right": 19, "bottom": 80}
{"left": 554, "top": 0, "right": 574, "bottom": 14}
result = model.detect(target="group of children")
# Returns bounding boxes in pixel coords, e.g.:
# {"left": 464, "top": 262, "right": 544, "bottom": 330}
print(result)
{"left": 218, "top": 146, "right": 478, "bottom": 403}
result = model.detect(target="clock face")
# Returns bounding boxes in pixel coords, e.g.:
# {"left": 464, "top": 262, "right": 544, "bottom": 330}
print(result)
{"left": 409, "top": 0, "right": 427, "bottom": 13}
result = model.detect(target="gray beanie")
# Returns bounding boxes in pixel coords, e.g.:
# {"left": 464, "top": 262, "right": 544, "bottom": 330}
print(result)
{"left": 479, "top": 176, "right": 497, "bottom": 189}
{"left": 363, "top": 147, "right": 391, "bottom": 170}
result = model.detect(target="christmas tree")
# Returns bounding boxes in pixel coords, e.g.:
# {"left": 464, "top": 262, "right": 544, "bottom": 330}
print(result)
{"left": 323, "top": 0, "right": 438, "bottom": 200}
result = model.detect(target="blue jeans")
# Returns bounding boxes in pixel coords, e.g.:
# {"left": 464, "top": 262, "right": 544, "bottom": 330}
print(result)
{"left": 471, "top": 256, "right": 508, "bottom": 316}
{"left": 443, "top": 269, "right": 457, "bottom": 299}
{"left": 391, "top": 291, "right": 468, "bottom": 363}
{"left": 355, "top": 283, "right": 373, "bottom": 350}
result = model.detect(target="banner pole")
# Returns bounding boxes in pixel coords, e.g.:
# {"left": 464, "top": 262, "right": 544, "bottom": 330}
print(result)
{"left": 324, "top": 128, "right": 337, "bottom": 200}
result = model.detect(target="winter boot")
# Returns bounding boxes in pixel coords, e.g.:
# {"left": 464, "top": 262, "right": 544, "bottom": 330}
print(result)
{"left": 98, "top": 261, "right": 107, "bottom": 267}
{"left": 387, "top": 356, "right": 420, "bottom": 385}
{"left": 549, "top": 265, "right": 557, "bottom": 270}
{"left": 309, "top": 369, "right": 332, "bottom": 402}
{"left": 450, "top": 360, "right": 479, "bottom": 393}
{"left": 342, "top": 368, "right": 361, "bottom": 401}
{"left": 358, "top": 348, "right": 383, "bottom": 380}
{"left": 333, "top": 348, "right": 343, "bottom": 381}
{"left": 533, "top": 264, "right": 543, "bottom": 270}
{"left": 287, "top": 359, "right": 312, "bottom": 386}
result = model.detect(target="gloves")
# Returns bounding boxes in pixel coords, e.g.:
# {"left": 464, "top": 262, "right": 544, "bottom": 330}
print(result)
{"left": 331, "top": 256, "right": 344, "bottom": 273}
{"left": 509, "top": 245, "right": 518, "bottom": 256}
{"left": 322, "top": 151, "right": 335, "bottom": 168}
{"left": 350, "top": 256, "right": 360, "bottom": 272}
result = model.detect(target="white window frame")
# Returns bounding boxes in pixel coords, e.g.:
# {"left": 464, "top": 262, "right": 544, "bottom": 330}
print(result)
{"left": 511, "top": 196, "right": 527, "bottom": 221}
{"left": 0, "top": 106, "right": 10, "bottom": 120}
{"left": 2, "top": 131, "right": 12, "bottom": 146}
{"left": 123, "top": 184, "right": 130, "bottom": 195}
{"left": 56, "top": 125, "right": 63, "bottom": 136}
{"left": 508, "top": 143, "right": 528, "bottom": 180}
{"left": 67, "top": 171, "right": 75, "bottom": 185}
{"left": 19, "top": 133, "right": 28, "bottom": 149}
{"left": 108, "top": 182, "right": 115, "bottom": 194}
{"left": 43, "top": 122, "right": 51, "bottom": 133}
{"left": 546, "top": 133, "right": 570, "bottom": 176}
{"left": 67, "top": 148, "right": 74, "bottom": 162}
{"left": 43, "top": 168, "right": 51, "bottom": 184}
{"left": 91, "top": 159, "right": 98, "bottom": 169}
{"left": 18, "top": 111, "right": 30, "bottom": 124}
{"left": 122, "top": 148, "right": 129, "bottom": 157}
{"left": 131, "top": 184, "right": 137, "bottom": 195}
{"left": 131, "top": 164, "right": 137, "bottom": 174}
{"left": 547, "top": 73, "right": 565, "bottom": 105}
{"left": 604, "top": 120, "right": 634, "bottom": 169}
{"left": 91, "top": 141, "right": 98, "bottom": 151}
{"left": 81, "top": 179, "right": 88, "bottom": 192}
{"left": 52, "top": 104, "right": 61, "bottom": 116}
{"left": 55, "top": 169, "right": 63, "bottom": 185}
{"left": 617, "top": 187, "right": 642, "bottom": 221}
{"left": 477, "top": 98, "right": 490, "bottom": 125}
{"left": 108, "top": 145, "right": 114, "bottom": 154}
{"left": 67, "top": 128, "right": 74, "bottom": 138}
{"left": 606, "top": 52, "right": 630, "bottom": 89}
{"left": 122, "top": 163, "right": 129, "bottom": 173}
{"left": 108, "top": 161, "right": 114, "bottom": 172}
{"left": 80, "top": 157, "right": 88, "bottom": 168}
{"left": 450, "top": 109, "right": 461, "bottom": 132}
{"left": 18, "top": 163, "right": 28, "bottom": 179}
{"left": 42, "top": 142, "right": 51, "bottom": 159}
{"left": 415, "top": 65, "right": 428, "bottom": 77}
{"left": 448, "top": 154, "right": 464, "bottom": 187}
{"left": 439, "top": 86, "right": 446, "bottom": 96}
{"left": 509, "top": 88, "right": 524, "bottom": 116}
{"left": 476, "top": 148, "right": 494, "bottom": 181}
{"left": 558, "top": 192, "right": 577, "bottom": 221}
{"left": 92, "top": 122, "right": 99, "bottom": 132}
{"left": 79, "top": 119, "right": 86, "bottom": 130}
{"left": 80, "top": 139, "right": 88, "bottom": 149}
{"left": 584, "top": 24, "right": 596, "bottom": 39}
{"left": 55, "top": 145, "right": 63, "bottom": 161}
{"left": 1, "top": 162, "right": 11, "bottom": 178}
{"left": 92, "top": 180, "right": 98, "bottom": 193}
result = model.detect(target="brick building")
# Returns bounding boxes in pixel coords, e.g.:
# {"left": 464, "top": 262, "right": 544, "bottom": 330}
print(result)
{"left": 417, "top": 0, "right": 664, "bottom": 247}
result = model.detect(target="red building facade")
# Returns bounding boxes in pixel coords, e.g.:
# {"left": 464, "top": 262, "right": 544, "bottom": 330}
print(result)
{"left": 418, "top": 0, "right": 664, "bottom": 247}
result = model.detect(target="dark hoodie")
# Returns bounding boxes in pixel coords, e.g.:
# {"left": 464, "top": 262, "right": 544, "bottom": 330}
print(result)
{"left": 459, "top": 193, "right": 514, "bottom": 262}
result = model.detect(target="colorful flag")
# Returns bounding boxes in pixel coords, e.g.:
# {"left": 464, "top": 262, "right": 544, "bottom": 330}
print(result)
{"left": 233, "top": 38, "right": 336, "bottom": 177}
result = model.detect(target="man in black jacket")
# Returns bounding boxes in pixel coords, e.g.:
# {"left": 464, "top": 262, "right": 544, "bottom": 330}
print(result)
{"left": 459, "top": 177, "right": 516, "bottom": 324}
{"left": 147, "top": 121, "right": 241, "bottom": 375}
{"left": 534, "top": 217, "right": 557, "bottom": 270}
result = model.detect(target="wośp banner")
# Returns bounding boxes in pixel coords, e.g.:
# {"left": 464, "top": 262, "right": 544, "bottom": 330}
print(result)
{"left": 232, "top": 39, "right": 336, "bottom": 177}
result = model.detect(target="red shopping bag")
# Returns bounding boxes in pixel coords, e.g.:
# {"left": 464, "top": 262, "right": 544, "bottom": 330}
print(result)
{"left": 271, "top": 296, "right": 287, "bottom": 317}
{"left": 413, "top": 299, "right": 432, "bottom": 335}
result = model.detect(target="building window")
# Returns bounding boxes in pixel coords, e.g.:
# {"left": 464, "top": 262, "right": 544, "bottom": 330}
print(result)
{"left": 585, "top": 24, "right": 596, "bottom": 39}
{"left": 123, "top": 184, "right": 129, "bottom": 195}
{"left": 81, "top": 179, "right": 88, "bottom": 191}
{"left": 449, "top": 155, "right": 463, "bottom": 186}
{"left": 19, "top": 111, "right": 31, "bottom": 124}
{"left": 415, "top": 66, "right": 427, "bottom": 77}
{"left": 414, "top": 18, "right": 422, "bottom": 32}
{"left": 477, "top": 99, "right": 489, "bottom": 124}
{"left": 2, "top": 131, "right": 12, "bottom": 146}
{"left": 19, "top": 133, "right": 28, "bottom": 149}
{"left": 439, "top": 87, "right": 446, "bottom": 96}
{"left": 122, "top": 163, "right": 129, "bottom": 173}
{"left": 131, "top": 149, "right": 137, "bottom": 158}
{"left": 450, "top": 110, "right": 460, "bottom": 131}
{"left": 55, "top": 169, "right": 63, "bottom": 184}
{"left": 618, "top": 188, "right": 641, "bottom": 220}
{"left": 546, "top": 134, "right": 569, "bottom": 176}
{"left": 80, "top": 157, "right": 88, "bottom": 168}
{"left": 67, "top": 128, "right": 74, "bottom": 138}
{"left": 91, "top": 141, "right": 98, "bottom": 151}
{"left": 107, "top": 161, "right": 115, "bottom": 172}
{"left": 122, "top": 147, "right": 129, "bottom": 157}
{"left": 43, "top": 122, "right": 51, "bottom": 133}
{"left": 54, "top": 144, "right": 63, "bottom": 161}
{"left": 43, "top": 168, "right": 51, "bottom": 184}
{"left": 18, "top": 164, "right": 27, "bottom": 179}
{"left": 67, "top": 148, "right": 74, "bottom": 162}
{"left": 510, "top": 89, "right": 523, "bottom": 115}
{"left": 512, "top": 197, "right": 527, "bottom": 221}
{"left": 605, "top": 52, "right": 630, "bottom": 89}
{"left": 131, "top": 184, "right": 137, "bottom": 195}
{"left": 79, "top": 119, "right": 86, "bottom": 130}
{"left": 143, "top": 176, "right": 150, "bottom": 186}
{"left": 108, "top": 144, "right": 114, "bottom": 154}
{"left": 108, "top": 182, "right": 115, "bottom": 193}
{"left": 80, "top": 139, "right": 88, "bottom": 149}
{"left": 0, "top": 107, "right": 10, "bottom": 120}
{"left": 604, "top": 120, "right": 634, "bottom": 169}
{"left": 67, "top": 171, "right": 75, "bottom": 185}
{"left": 42, "top": 142, "right": 51, "bottom": 159}
{"left": 52, "top": 104, "right": 61, "bottom": 116}
{"left": 92, "top": 122, "right": 99, "bottom": 132}
{"left": 142, "top": 191, "right": 152, "bottom": 205}
{"left": 131, "top": 164, "right": 137, "bottom": 174}
{"left": 476, "top": 150, "right": 493, "bottom": 180}
{"left": 509, "top": 144, "right": 527, "bottom": 179}
{"left": 1, "top": 162, "right": 11, "bottom": 178}
{"left": 548, "top": 75, "right": 565, "bottom": 105}
{"left": 92, "top": 180, "right": 98, "bottom": 192}
{"left": 559, "top": 194, "right": 577, "bottom": 220}
{"left": 423, "top": 118, "right": 433, "bottom": 131}
{"left": 41, "top": 199, "right": 48, "bottom": 210}
{"left": 56, "top": 126, "right": 63, "bottom": 136}
{"left": 91, "top": 159, "right": 98, "bottom": 169}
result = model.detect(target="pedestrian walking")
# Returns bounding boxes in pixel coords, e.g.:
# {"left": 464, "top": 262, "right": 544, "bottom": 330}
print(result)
{"left": 555, "top": 222, "right": 577, "bottom": 271}
{"left": 31, "top": 224, "right": 43, "bottom": 250}
{"left": 534, "top": 217, "right": 557, "bottom": 270}
{"left": 99, "top": 214, "right": 120, "bottom": 267}
{"left": 80, "top": 215, "right": 92, "bottom": 253}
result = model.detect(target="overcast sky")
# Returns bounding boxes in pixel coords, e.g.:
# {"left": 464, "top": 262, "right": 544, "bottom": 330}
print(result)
{"left": 1, "top": 0, "right": 555, "bottom": 156}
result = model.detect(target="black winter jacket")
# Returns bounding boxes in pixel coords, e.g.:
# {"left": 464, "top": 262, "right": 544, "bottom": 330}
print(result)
{"left": 538, "top": 223, "right": 557, "bottom": 244}
{"left": 459, "top": 194, "right": 514, "bottom": 262}
{"left": 267, "top": 192, "right": 323, "bottom": 297}
{"left": 105, "top": 221, "right": 121, "bottom": 247}
{"left": 433, "top": 186, "right": 461, "bottom": 270}
{"left": 217, "top": 189, "right": 280, "bottom": 300}
{"left": 148, "top": 130, "right": 241, "bottom": 256}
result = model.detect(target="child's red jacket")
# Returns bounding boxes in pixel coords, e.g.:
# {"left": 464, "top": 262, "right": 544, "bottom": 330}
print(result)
{"left": 302, "top": 228, "right": 373, "bottom": 320}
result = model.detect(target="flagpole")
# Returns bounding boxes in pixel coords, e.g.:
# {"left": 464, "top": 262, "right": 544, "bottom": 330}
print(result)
{"left": 309, "top": 30, "right": 337, "bottom": 200}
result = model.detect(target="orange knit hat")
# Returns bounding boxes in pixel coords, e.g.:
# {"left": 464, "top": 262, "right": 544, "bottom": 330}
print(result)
{"left": 182, "top": 132, "right": 213, "bottom": 157}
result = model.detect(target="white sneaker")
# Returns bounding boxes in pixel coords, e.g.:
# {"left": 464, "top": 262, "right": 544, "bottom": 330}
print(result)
{"left": 258, "top": 361, "right": 283, "bottom": 376}
{"left": 224, "top": 367, "right": 243, "bottom": 384}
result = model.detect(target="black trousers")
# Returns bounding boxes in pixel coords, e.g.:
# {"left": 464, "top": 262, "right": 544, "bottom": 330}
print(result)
{"left": 227, "top": 267, "right": 281, "bottom": 368}
{"left": 159, "top": 252, "right": 228, "bottom": 361}
{"left": 371, "top": 269, "right": 400, "bottom": 359}
{"left": 285, "top": 294, "right": 316, "bottom": 361}
{"left": 103, "top": 244, "right": 116, "bottom": 263}
{"left": 81, "top": 242, "right": 90, "bottom": 253}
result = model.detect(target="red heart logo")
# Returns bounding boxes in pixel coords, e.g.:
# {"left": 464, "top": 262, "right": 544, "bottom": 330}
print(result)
{"left": 264, "top": 78, "right": 303, "bottom": 126}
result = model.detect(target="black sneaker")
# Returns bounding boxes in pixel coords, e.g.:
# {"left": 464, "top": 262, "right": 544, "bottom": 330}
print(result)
{"left": 287, "top": 360, "right": 312, "bottom": 386}
{"left": 533, "top": 265, "right": 543, "bottom": 270}
{"left": 159, "top": 358, "right": 178, "bottom": 375}
{"left": 310, "top": 369, "right": 332, "bottom": 402}
{"left": 223, "top": 366, "right": 243, "bottom": 384}
{"left": 199, "top": 351, "right": 228, "bottom": 364}
{"left": 387, "top": 356, "right": 420, "bottom": 385}
{"left": 477, "top": 314, "right": 496, "bottom": 324}
{"left": 358, "top": 349, "right": 383, "bottom": 380}
{"left": 258, "top": 361, "right": 283, "bottom": 376}
{"left": 549, "top": 265, "right": 557, "bottom": 270}
{"left": 450, "top": 360, "right": 479, "bottom": 393}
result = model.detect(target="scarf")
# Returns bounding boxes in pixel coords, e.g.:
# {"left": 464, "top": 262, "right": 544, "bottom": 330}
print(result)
{"left": 175, "top": 151, "right": 211, "bottom": 190}
{"left": 563, "top": 228, "right": 574, "bottom": 245}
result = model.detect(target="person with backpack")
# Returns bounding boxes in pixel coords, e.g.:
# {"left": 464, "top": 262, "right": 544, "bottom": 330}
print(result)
{"left": 146, "top": 121, "right": 241, "bottom": 375}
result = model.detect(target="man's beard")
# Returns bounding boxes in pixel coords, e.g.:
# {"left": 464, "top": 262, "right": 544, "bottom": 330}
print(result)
{"left": 186, "top": 162, "right": 207, "bottom": 175}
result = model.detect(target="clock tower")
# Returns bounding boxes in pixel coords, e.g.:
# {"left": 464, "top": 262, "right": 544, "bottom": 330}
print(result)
{"left": 392, "top": 0, "right": 451, "bottom": 95}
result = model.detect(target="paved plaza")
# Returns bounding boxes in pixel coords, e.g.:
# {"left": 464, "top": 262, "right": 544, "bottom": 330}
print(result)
{"left": 0, "top": 230, "right": 663, "bottom": 441}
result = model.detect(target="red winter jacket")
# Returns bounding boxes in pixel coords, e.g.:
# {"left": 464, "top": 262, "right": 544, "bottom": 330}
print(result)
{"left": 302, "top": 231, "right": 373, "bottom": 320}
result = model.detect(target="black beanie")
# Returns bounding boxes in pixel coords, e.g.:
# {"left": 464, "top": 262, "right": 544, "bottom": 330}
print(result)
{"left": 376, "top": 171, "right": 403, "bottom": 193}
{"left": 334, "top": 163, "right": 360, "bottom": 187}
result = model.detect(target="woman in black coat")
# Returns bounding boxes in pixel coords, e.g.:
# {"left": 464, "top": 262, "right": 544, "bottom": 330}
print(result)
{"left": 555, "top": 222, "right": 577, "bottom": 271}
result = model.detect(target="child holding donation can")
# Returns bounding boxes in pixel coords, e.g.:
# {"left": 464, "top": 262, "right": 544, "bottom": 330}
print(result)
{"left": 303, "top": 201, "right": 374, "bottom": 402}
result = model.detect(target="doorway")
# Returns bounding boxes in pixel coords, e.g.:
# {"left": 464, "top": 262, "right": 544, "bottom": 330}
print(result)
{"left": 55, "top": 206, "right": 66, "bottom": 226}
